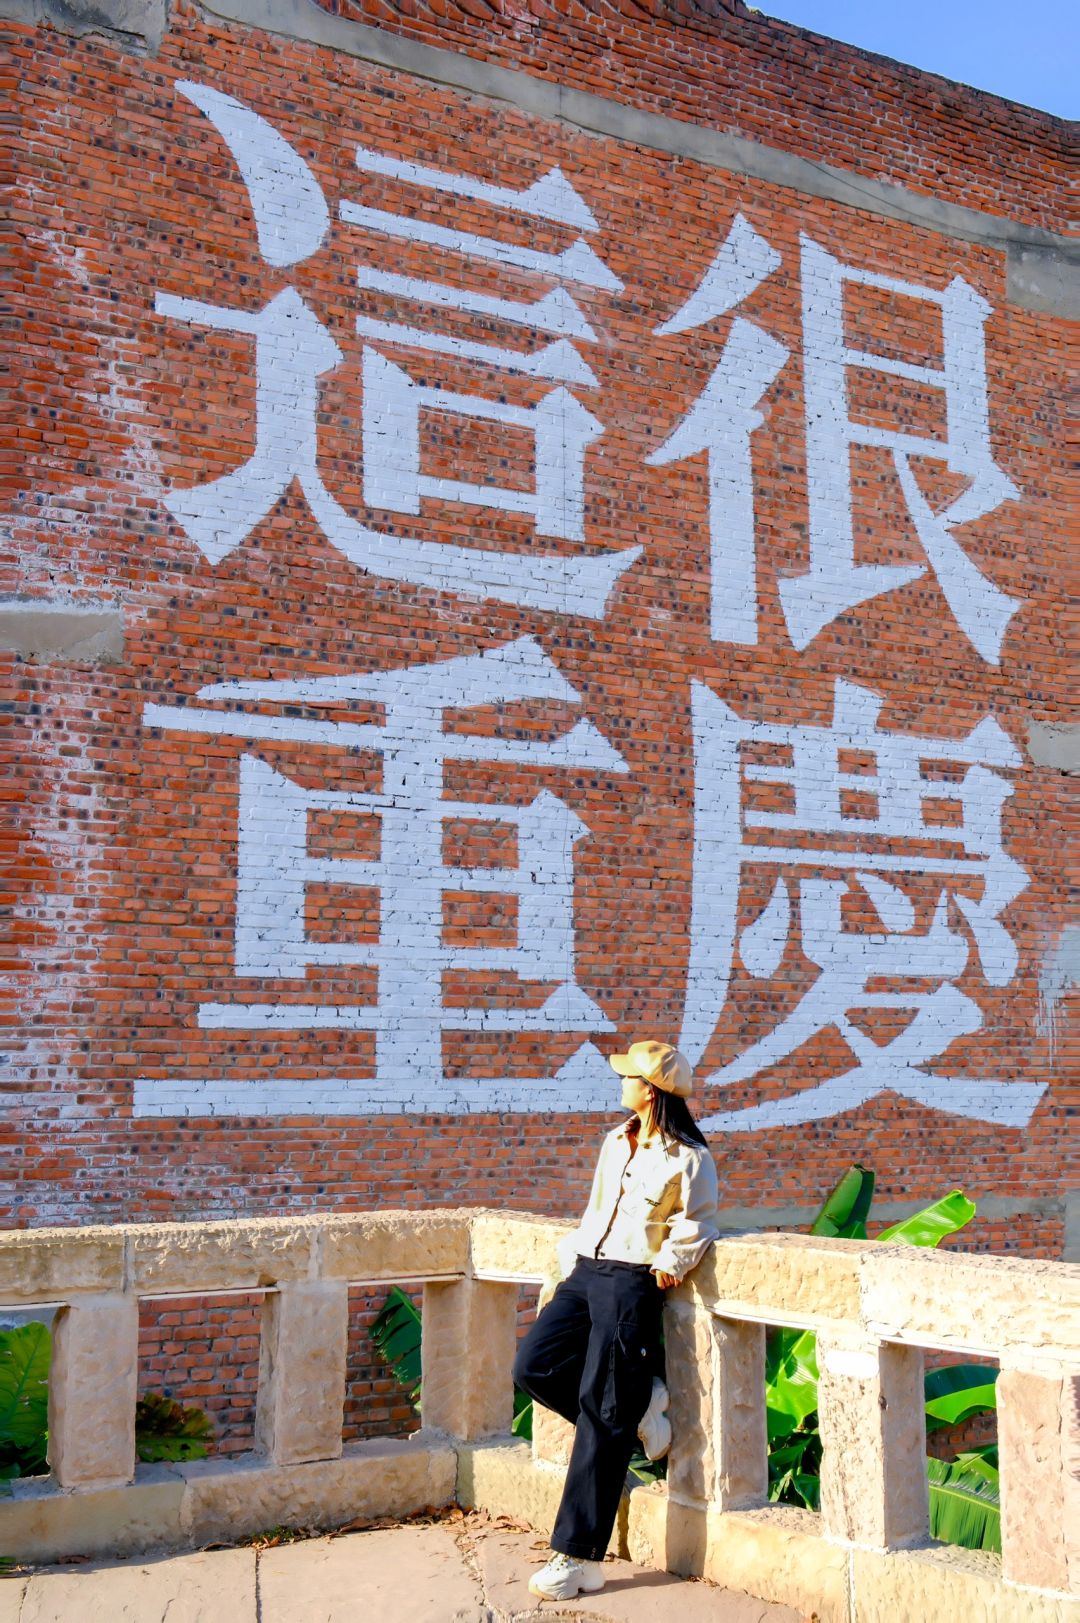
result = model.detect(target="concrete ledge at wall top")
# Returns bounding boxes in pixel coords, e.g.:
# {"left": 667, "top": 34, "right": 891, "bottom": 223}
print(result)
{"left": 0, "top": 0, "right": 164, "bottom": 47}
{"left": 0, "top": 599, "right": 124, "bottom": 664}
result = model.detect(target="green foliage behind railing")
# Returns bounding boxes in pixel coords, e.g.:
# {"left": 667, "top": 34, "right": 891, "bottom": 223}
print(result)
{"left": 0, "top": 1321, "right": 215, "bottom": 1493}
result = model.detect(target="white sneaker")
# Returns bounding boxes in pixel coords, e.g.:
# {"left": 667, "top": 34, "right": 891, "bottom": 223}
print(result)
{"left": 637, "top": 1376, "right": 671, "bottom": 1461}
{"left": 527, "top": 1551, "right": 606, "bottom": 1600}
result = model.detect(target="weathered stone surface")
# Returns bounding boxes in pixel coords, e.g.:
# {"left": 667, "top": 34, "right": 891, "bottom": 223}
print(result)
{"left": 48, "top": 1295, "right": 139, "bottom": 1489}
{"left": 422, "top": 1278, "right": 517, "bottom": 1440}
{"left": 0, "top": 1228, "right": 124, "bottom": 1301}
{"left": 861, "top": 1247, "right": 1080, "bottom": 1360}
{"left": 456, "top": 1440, "right": 568, "bottom": 1545}
{"left": 999, "top": 1367, "right": 1072, "bottom": 1592}
{"left": 688, "top": 1233, "right": 864, "bottom": 1326}
{"left": 818, "top": 1334, "right": 927, "bottom": 1549}
{"left": 0, "top": 1466, "right": 186, "bottom": 1565}
{"left": 853, "top": 1544, "right": 1080, "bottom": 1623}
{"left": 18, "top": 1547, "right": 256, "bottom": 1623}
{"left": 531, "top": 1400, "right": 576, "bottom": 1468}
{"left": 666, "top": 1306, "right": 767, "bottom": 1511}
{"left": 477, "top": 1526, "right": 801, "bottom": 1621}
{"left": 1064, "top": 1374, "right": 1080, "bottom": 1594}
{"left": 627, "top": 1489, "right": 849, "bottom": 1623}
{"left": 320, "top": 1209, "right": 469, "bottom": 1281}
{"left": 254, "top": 1281, "right": 348, "bottom": 1465}
{"left": 126, "top": 1219, "right": 318, "bottom": 1295}
{"left": 0, "top": 1576, "right": 27, "bottom": 1623}
{"left": 468, "top": 1210, "right": 567, "bottom": 1280}
{"left": 179, "top": 1438, "right": 456, "bottom": 1547}
{"left": 259, "top": 1527, "right": 483, "bottom": 1622}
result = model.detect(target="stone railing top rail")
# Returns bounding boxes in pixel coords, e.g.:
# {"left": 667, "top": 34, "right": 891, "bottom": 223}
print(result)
{"left": 3, "top": 1207, "right": 1077, "bottom": 1367}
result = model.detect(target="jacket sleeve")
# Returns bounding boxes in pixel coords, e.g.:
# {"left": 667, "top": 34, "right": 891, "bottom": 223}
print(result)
{"left": 650, "top": 1147, "right": 720, "bottom": 1281}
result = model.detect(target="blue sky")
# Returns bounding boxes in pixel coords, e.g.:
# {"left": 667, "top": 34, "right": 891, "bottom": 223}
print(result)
{"left": 761, "top": 0, "right": 1077, "bottom": 119}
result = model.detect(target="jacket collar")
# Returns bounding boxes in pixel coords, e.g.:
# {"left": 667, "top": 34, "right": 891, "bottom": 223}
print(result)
{"left": 614, "top": 1116, "right": 673, "bottom": 1153}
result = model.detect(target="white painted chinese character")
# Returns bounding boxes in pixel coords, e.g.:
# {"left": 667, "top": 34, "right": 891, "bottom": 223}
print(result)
{"left": 681, "top": 678, "right": 1043, "bottom": 1130}
{"left": 651, "top": 217, "right": 1021, "bottom": 661}
{"left": 137, "top": 637, "right": 625, "bottom": 1117}
{"left": 154, "top": 82, "right": 638, "bottom": 616}
{"left": 784, "top": 237, "right": 1021, "bottom": 662}
{"left": 648, "top": 215, "right": 788, "bottom": 644}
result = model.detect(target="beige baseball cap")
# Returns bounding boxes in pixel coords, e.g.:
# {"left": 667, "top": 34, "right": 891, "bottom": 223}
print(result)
{"left": 609, "top": 1039, "right": 693, "bottom": 1099}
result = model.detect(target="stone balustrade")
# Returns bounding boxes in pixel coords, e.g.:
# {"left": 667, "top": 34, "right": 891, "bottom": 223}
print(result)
{"left": 1, "top": 1210, "right": 1077, "bottom": 1621}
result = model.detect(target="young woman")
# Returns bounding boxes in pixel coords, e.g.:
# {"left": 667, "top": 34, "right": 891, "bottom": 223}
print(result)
{"left": 512, "top": 1038, "right": 720, "bottom": 1602}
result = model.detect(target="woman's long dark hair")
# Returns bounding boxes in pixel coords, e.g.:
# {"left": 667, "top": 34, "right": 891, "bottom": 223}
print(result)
{"left": 640, "top": 1085, "right": 709, "bottom": 1149}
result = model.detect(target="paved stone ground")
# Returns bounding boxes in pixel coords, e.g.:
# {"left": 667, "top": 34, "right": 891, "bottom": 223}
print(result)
{"left": 0, "top": 1512, "right": 804, "bottom": 1622}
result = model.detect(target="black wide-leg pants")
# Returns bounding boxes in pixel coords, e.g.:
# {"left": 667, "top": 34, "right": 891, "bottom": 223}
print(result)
{"left": 512, "top": 1256, "right": 663, "bottom": 1562}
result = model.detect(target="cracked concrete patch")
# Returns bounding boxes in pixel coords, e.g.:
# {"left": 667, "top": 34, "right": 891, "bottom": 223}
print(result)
{"left": 0, "top": 599, "right": 124, "bottom": 664}
{"left": 5, "top": 1516, "right": 802, "bottom": 1621}
{"left": 258, "top": 1525, "right": 486, "bottom": 1620}
{"left": 14, "top": 1547, "right": 257, "bottom": 1622}
{"left": 475, "top": 1529, "right": 800, "bottom": 1622}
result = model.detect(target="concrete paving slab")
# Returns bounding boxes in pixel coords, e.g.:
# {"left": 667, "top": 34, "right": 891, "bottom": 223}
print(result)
{"left": 16, "top": 1548, "right": 257, "bottom": 1623}
{"left": 258, "top": 1525, "right": 486, "bottom": 1622}
{"left": 475, "top": 1529, "right": 804, "bottom": 1622}
{"left": 0, "top": 1578, "right": 28, "bottom": 1623}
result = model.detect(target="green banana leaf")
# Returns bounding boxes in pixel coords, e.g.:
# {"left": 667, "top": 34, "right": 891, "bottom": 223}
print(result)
{"left": 371, "top": 1287, "right": 423, "bottom": 1409}
{"left": 765, "top": 1326, "right": 820, "bottom": 1430}
{"left": 512, "top": 1390, "right": 533, "bottom": 1440}
{"left": 810, "top": 1164, "right": 876, "bottom": 1240}
{"left": 948, "top": 1445, "right": 998, "bottom": 1484}
{"left": 876, "top": 1191, "right": 976, "bottom": 1247}
{"left": 0, "top": 1323, "right": 51, "bottom": 1475}
{"left": 924, "top": 1364, "right": 999, "bottom": 1432}
{"left": 134, "top": 1392, "right": 212, "bottom": 1463}
{"left": 928, "top": 1452, "right": 1000, "bottom": 1552}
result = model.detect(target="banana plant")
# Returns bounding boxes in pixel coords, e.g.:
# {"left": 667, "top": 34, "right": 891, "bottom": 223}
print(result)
{"left": 765, "top": 1165, "right": 1001, "bottom": 1551}
{"left": 0, "top": 1322, "right": 50, "bottom": 1487}
{"left": 0, "top": 1320, "right": 214, "bottom": 1491}
{"left": 371, "top": 1286, "right": 534, "bottom": 1440}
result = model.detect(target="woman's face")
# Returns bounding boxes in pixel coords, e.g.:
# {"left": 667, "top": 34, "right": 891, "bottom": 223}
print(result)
{"left": 620, "top": 1072, "right": 654, "bottom": 1116}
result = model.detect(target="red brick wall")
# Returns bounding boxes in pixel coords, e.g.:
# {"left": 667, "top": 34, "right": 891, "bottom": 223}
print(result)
{"left": 317, "top": 0, "right": 1071, "bottom": 230}
{"left": 3, "top": 1, "right": 1074, "bottom": 1245}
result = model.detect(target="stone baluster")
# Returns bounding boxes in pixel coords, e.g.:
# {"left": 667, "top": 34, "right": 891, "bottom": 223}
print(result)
{"left": 999, "top": 1364, "right": 1080, "bottom": 1593}
{"left": 255, "top": 1281, "right": 349, "bottom": 1465}
{"left": 421, "top": 1277, "right": 518, "bottom": 1440}
{"left": 531, "top": 1401, "right": 576, "bottom": 1467}
{"left": 48, "top": 1294, "right": 140, "bottom": 1489}
{"left": 817, "top": 1333, "right": 927, "bottom": 1548}
{"left": 665, "top": 1304, "right": 768, "bottom": 1510}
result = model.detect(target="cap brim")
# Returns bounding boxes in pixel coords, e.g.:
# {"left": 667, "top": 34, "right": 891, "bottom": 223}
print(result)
{"left": 609, "top": 1053, "right": 636, "bottom": 1076}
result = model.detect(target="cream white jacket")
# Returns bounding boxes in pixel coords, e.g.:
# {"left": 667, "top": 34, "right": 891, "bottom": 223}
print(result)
{"left": 556, "top": 1120, "right": 720, "bottom": 1284}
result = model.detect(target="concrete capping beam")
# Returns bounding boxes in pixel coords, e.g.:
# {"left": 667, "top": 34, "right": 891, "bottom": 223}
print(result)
{"left": 0, "top": 1211, "right": 477, "bottom": 1303}
{"left": 187, "top": 0, "right": 1079, "bottom": 316}
{"left": 0, "top": 598, "right": 124, "bottom": 664}
{"left": 858, "top": 1245, "right": 1080, "bottom": 1363}
{"left": 0, "top": 1437, "right": 457, "bottom": 1563}
{"left": 3, "top": 1214, "right": 1078, "bottom": 1361}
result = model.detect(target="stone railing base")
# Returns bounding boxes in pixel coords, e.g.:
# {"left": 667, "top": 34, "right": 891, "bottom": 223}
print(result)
{"left": 4, "top": 1436, "right": 456, "bottom": 1565}
{"left": 458, "top": 1439, "right": 1080, "bottom": 1623}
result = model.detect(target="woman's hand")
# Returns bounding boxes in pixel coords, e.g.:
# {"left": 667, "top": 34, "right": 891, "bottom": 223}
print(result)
{"left": 653, "top": 1270, "right": 679, "bottom": 1290}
